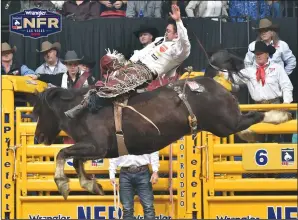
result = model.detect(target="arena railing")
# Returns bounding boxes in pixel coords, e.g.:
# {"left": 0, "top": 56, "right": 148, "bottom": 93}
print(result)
{"left": 200, "top": 104, "right": 297, "bottom": 220}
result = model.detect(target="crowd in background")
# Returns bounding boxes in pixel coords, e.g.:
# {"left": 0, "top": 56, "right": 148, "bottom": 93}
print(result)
{"left": 14, "top": 0, "right": 290, "bottom": 21}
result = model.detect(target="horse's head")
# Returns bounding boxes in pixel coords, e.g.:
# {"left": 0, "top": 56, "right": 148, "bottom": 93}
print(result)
{"left": 32, "top": 88, "right": 63, "bottom": 145}
{"left": 209, "top": 49, "right": 245, "bottom": 74}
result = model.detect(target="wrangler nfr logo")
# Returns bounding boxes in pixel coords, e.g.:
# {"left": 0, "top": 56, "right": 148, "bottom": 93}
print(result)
{"left": 9, "top": 8, "right": 62, "bottom": 39}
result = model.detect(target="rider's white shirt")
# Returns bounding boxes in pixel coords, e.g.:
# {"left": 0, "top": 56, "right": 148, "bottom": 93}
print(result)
{"left": 130, "top": 20, "right": 191, "bottom": 78}
{"left": 108, "top": 152, "right": 160, "bottom": 179}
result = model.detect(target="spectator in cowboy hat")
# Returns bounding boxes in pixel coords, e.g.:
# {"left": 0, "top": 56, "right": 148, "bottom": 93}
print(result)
{"left": 133, "top": 24, "right": 159, "bottom": 48}
{"left": 104, "top": 26, "right": 159, "bottom": 76}
{"left": 29, "top": 50, "right": 96, "bottom": 89}
{"left": 1, "top": 42, "right": 34, "bottom": 75}
{"left": 35, "top": 41, "right": 67, "bottom": 75}
{"left": 79, "top": 56, "right": 96, "bottom": 76}
{"left": 236, "top": 41, "right": 293, "bottom": 145}
{"left": 235, "top": 41, "right": 293, "bottom": 105}
{"left": 128, "top": 25, "right": 159, "bottom": 66}
{"left": 245, "top": 18, "right": 296, "bottom": 75}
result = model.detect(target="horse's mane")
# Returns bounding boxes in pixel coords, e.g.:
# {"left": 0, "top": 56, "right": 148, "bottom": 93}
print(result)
{"left": 38, "top": 87, "right": 90, "bottom": 102}
{"left": 33, "top": 87, "right": 90, "bottom": 115}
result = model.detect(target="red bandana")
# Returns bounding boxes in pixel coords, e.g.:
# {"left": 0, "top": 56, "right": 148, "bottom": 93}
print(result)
{"left": 256, "top": 64, "right": 267, "bottom": 86}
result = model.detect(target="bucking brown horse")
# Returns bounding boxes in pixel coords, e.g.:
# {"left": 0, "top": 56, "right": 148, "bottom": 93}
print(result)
{"left": 32, "top": 49, "right": 291, "bottom": 199}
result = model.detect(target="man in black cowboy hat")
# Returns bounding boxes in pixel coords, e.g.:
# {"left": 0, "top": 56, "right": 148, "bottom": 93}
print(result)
{"left": 29, "top": 50, "right": 96, "bottom": 89}
{"left": 236, "top": 40, "right": 293, "bottom": 145}
{"left": 133, "top": 25, "right": 159, "bottom": 48}
{"left": 79, "top": 56, "right": 96, "bottom": 76}
{"left": 235, "top": 41, "right": 293, "bottom": 105}
{"left": 35, "top": 41, "right": 67, "bottom": 75}
{"left": 1, "top": 42, "right": 34, "bottom": 75}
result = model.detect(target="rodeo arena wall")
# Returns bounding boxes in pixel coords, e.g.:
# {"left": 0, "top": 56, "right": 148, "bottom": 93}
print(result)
{"left": 1, "top": 7, "right": 298, "bottom": 220}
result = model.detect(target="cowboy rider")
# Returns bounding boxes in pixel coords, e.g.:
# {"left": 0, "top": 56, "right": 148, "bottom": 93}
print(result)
{"left": 65, "top": 4, "right": 191, "bottom": 118}
{"left": 132, "top": 24, "right": 180, "bottom": 91}
{"left": 128, "top": 4, "right": 190, "bottom": 84}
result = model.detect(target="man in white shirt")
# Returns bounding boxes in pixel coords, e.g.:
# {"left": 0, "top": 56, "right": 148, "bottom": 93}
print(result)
{"left": 98, "top": 4, "right": 190, "bottom": 97}
{"left": 244, "top": 18, "right": 296, "bottom": 75}
{"left": 35, "top": 41, "right": 67, "bottom": 75}
{"left": 235, "top": 40, "right": 293, "bottom": 144}
{"left": 65, "top": 4, "right": 191, "bottom": 118}
{"left": 235, "top": 41, "right": 293, "bottom": 104}
{"left": 109, "top": 152, "right": 159, "bottom": 219}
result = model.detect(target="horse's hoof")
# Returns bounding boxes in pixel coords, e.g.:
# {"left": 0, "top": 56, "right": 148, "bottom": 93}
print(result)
{"left": 287, "top": 112, "right": 293, "bottom": 120}
{"left": 93, "top": 180, "right": 105, "bottom": 195}
{"left": 83, "top": 179, "right": 105, "bottom": 195}
{"left": 61, "top": 188, "right": 70, "bottom": 200}
{"left": 263, "top": 110, "right": 291, "bottom": 124}
{"left": 237, "top": 129, "right": 258, "bottom": 143}
{"left": 54, "top": 177, "right": 70, "bottom": 200}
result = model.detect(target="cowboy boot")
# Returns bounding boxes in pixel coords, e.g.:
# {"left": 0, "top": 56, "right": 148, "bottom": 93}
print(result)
{"left": 64, "top": 89, "right": 107, "bottom": 119}
{"left": 64, "top": 89, "right": 97, "bottom": 119}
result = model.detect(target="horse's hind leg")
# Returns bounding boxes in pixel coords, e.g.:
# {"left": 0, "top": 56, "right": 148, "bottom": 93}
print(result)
{"left": 73, "top": 159, "right": 104, "bottom": 195}
{"left": 236, "top": 110, "right": 292, "bottom": 131}
{"left": 236, "top": 110, "right": 292, "bottom": 142}
{"left": 236, "top": 111, "right": 265, "bottom": 131}
{"left": 234, "top": 111, "right": 265, "bottom": 142}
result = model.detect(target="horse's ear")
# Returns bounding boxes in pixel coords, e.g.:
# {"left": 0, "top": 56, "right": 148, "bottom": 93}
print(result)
{"left": 46, "top": 88, "right": 75, "bottom": 101}
{"left": 26, "top": 92, "right": 39, "bottom": 106}
{"left": 45, "top": 88, "right": 64, "bottom": 102}
{"left": 60, "top": 89, "right": 75, "bottom": 100}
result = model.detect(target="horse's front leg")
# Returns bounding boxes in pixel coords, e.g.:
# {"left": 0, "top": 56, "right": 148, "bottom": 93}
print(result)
{"left": 73, "top": 158, "right": 104, "bottom": 195}
{"left": 54, "top": 150, "right": 70, "bottom": 200}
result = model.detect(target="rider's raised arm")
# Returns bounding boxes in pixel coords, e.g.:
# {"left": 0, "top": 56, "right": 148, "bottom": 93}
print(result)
{"left": 172, "top": 19, "right": 191, "bottom": 59}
